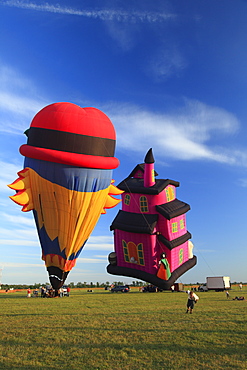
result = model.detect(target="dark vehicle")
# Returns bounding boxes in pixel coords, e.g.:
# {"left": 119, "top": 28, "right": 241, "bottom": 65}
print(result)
{"left": 198, "top": 285, "right": 208, "bottom": 292}
{"left": 111, "top": 285, "right": 130, "bottom": 293}
{"left": 143, "top": 285, "right": 157, "bottom": 292}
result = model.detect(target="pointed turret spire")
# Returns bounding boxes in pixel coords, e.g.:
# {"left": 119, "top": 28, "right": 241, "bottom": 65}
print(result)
{"left": 144, "top": 148, "right": 155, "bottom": 164}
{"left": 144, "top": 148, "right": 155, "bottom": 187}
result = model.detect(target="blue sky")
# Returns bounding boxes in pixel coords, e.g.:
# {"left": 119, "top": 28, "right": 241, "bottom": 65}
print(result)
{"left": 0, "top": 0, "right": 247, "bottom": 286}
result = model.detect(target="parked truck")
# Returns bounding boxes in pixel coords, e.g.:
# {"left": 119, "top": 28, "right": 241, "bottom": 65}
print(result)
{"left": 206, "top": 276, "right": 231, "bottom": 291}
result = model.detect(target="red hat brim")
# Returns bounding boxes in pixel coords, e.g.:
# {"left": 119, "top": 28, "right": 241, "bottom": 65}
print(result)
{"left": 20, "top": 145, "right": 119, "bottom": 169}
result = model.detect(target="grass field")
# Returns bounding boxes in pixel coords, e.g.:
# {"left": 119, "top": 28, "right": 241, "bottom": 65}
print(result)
{"left": 0, "top": 286, "right": 246, "bottom": 370}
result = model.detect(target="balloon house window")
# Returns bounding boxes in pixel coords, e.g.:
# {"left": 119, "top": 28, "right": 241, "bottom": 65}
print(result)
{"left": 140, "top": 196, "right": 148, "bottom": 213}
{"left": 165, "top": 187, "right": 175, "bottom": 202}
{"left": 136, "top": 171, "right": 143, "bottom": 178}
{"left": 124, "top": 194, "right": 131, "bottom": 206}
{"left": 137, "top": 243, "right": 145, "bottom": 266}
{"left": 172, "top": 222, "right": 178, "bottom": 233}
{"left": 179, "top": 248, "right": 184, "bottom": 265}
{"left": 122, "top": 240, "right": 145, "bottom": 266}
{"left": 180, "top": 219, "right": 185, "bottom": 230}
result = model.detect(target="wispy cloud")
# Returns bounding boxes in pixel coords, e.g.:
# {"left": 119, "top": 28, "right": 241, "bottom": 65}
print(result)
{"left": 0, "top": 91, "right": 44, "bottom": 122}
{"left": 1, "top": 213, "right": 35, "bottom": 228}
{"left": 85, "top": 236, "right": 114, "bottom": 251}
{"left": 76, "top": 257, "right": 107, "bottom": 264}
{"left": 1, "top": 1, "right": 176, "bottom": 23}
{"left": 1, "top": 261, "right": 43, "bottom": 267}
{"left": 105, "top": 99, "right": 245, "bottom": 165}
{"left": 0, "top": 64, "right": 48, "bottom": 134}
{"left": 0, "top": 63, "right": 245, "bottom": 168}
{"left": 84, "top": 243, "right": 113, "bottom": 251}
{"left": 0, "top": 160, "right": 22, "bottom": 194}
{"left": 0, "top": 239, "right": 38, "bottom": 246}
{"left": 148, "top": 46, "right": 187, "bottom": 81}
{"left": 88, "top": 236, "right": 113, "bottom": 244}
{"left": 239, "top": 179, "right": 247, "bottom": 187}
{"left": 193, "top": 248, "right": 215, "bottom": 253}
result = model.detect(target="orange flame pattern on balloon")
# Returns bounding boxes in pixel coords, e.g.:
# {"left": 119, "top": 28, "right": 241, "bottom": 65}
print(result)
{"left": 9, "top": 168, "right": 123, "bottom": 270}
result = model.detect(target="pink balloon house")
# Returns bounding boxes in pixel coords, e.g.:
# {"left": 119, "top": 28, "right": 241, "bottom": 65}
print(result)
{"left": 107, "top": 149, "right": 197, "bottom": 289}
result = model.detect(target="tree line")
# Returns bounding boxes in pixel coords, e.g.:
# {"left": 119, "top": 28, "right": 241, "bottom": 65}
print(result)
{"left": 0, "top": 280, "right": 145, "bottom": 290}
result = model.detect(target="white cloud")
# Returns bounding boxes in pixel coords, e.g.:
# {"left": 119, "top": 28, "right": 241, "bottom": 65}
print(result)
{"left": 0, "top": 64, "right": 33, "bottom": 92}
{"left": 76, "top": 257, "right": 106, "bottom": 264}
{"left": 84, "top": 243, "right": 113, "bottom": 251}
{"left": 85, "top": 235, "right": 114, "bottom": 251}
{"left": 0, "top": 61, "right": 245, "bottom": 170}
{"left": 0, "top": 64, "right": 48, "bottom": 134}
{"left": 1, "top": 1, "right": 177, "bottom": 52}
{"left": 88, "top": 235, "right": 113, "bottom": 244}
{"left": 0, "top": 239, "right": 38, "bottom": 246}
{"left": 0, "top": 91, "right": 44, "bottom": 121}
{"left": 0, "top": 160, "right": 23, "bottom": 194}
{"left": 1, "top": 213, "right": 35, "bottom": 228}
{"left": 105, "top": 99, "right": 243, "bottom": 165}
{"left": 1, "top": 261, "right": 43, "bottom": 267}
{"left": 1, "top": 1, "right": 176, "bottom": 23}
{"left": 193, "top": 248, "right": 215, "bottom": 253}
{"left": 0, "top": 211, "right": 38, "bottom": 247}
{"left": 95, "top": 255, "right": 110, "bottom": 259}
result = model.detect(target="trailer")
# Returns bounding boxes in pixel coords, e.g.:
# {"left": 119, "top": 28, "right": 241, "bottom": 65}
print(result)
{"left": 206, "top": 276, "right": 231, "bottom": 291}
{"left": 173, "top": 283, "right": 184, "bottom": 292}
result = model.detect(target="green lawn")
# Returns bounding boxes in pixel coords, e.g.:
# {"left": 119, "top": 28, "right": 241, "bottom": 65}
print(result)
{"left": 0, "top": 286, "right": 246, "bottom": 370}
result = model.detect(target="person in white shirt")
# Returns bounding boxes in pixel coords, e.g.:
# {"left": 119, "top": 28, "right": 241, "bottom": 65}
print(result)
{"left": 186, "top": 291, "right": 199, "bottom": 314}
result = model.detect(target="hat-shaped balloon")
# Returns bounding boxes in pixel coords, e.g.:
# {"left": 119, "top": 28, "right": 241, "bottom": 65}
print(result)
{"left": 20, "top": 102, "right": 119, "bottom": 169}
{"left": 8, "top": 103, "right": 122, "bottom": 295}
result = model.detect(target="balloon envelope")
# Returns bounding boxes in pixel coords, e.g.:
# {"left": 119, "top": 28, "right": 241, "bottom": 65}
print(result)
{"left": 107, "top": 149, "right": 197, "bottom": 290}
{"left": 9, "top": 103, "right": 121, "bottom": 290}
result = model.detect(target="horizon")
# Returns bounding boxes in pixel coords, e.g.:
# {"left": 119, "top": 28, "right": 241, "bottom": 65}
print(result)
{"left": 0, "top": 0, "right": 246, "bottom": 285}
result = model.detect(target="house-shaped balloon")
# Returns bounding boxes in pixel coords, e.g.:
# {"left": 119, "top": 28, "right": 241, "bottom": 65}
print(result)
{"left": 107, "top": 149, "right": 197, "bottom": 289}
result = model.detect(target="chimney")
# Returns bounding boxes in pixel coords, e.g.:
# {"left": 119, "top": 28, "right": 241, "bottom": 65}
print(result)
{"left": 144, "top": 148, "right": 155, "bottom": 187}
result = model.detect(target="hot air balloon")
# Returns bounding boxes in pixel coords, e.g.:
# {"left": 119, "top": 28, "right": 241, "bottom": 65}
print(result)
{"left": 107, "top": 149, "right": 197, "bottom": 290}
{"left": 8, "top": 102, "right": 122, "bottom": 295}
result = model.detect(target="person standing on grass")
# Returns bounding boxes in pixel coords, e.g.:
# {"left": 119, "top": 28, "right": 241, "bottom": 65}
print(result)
{"left": 186, "top": 291, "right": 199, "bottom": 314}
{"left": 225, "top": 290, "right": 230, "bottom": 299}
